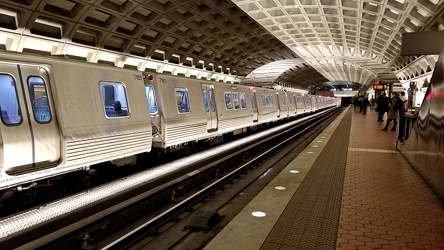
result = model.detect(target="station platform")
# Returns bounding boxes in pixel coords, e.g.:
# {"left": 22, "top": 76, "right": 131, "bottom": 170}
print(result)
{"left": 204, "top": 106, "right": 444, "bottom": 250}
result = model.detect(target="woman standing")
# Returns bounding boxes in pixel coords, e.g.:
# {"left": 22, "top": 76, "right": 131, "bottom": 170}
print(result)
{"left": 382, "top": 92, "right": 400, "bottom": 131}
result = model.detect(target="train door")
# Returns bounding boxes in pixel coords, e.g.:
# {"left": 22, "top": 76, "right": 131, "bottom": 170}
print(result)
{"left": 288, "top": 94, "right": 294, "bottom": 115}
{"left": 281, "top": 93, "right": 288, "bottom": 117}
{"left": 0, "top": 63, "right": 60, "bottom": 174}
{"left": 296, "top": 96, "right": 303, "bottom": 114}
{"left": 275, "top": 92, "right": 280, "bottom": 118}
{"left": 202, "top": 84, "right": 218, "bottom": 132}
{"left": 250, "top": 89, "right": 258, "bottom": 122}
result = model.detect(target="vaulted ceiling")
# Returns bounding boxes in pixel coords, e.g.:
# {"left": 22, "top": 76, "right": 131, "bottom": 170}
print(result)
{"left": 233, "top": 0, "right": 444, "bottom": 92}
{"left": 0, "top": 0, "right": 442, "bottom": 93}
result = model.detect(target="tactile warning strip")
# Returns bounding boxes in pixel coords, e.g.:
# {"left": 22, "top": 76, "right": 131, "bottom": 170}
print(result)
{"left": 260, "top": 109, "right": 353, "bottom": 249}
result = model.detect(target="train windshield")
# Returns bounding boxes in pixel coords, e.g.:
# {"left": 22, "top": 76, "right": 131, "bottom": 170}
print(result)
{"left": 145, "top": 85, "right": 158, "bottom": 114}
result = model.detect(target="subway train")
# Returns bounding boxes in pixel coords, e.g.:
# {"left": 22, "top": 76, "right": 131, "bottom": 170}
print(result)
{"left": 0, "top": 52, "right": 338, "bottom": 203}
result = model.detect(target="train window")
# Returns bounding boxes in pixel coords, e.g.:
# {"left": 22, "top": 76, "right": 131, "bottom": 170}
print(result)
{"left": 281, "top": 95, "right": 286, "bottom": 106}
{"left": 261, "top": 94, "right": 266, "bottom": 108}
{"left": 296, "top": 96, "right": 303, "bottom": 105}
{"left": 224, "top": 92, "right": 232, "bottom": 109}
{"left": 269, "top": 95, "right": 274, "bottom": 107}
{"left": 209, "top": 89, "right": 215, "bottom": 112}
{"left": 0, "top": 74, "right": 22, "bottom": 125}
{"left": 240, "top": 92, "right": 247, "bottom": 109}
{"left": 175, "top": 88, "right": 190, "bottom": 113}
{"left": 28, "top": 76, "right": 51, "bottom": 123}
{"left": 202, "top": 89, "right": 209, "bottom": 112}
{"left": 232, "top": 92, "right": 240, "bottom": 110}
{"left": 261, "top": 94, "right": 275, "bottom": 108}
{"left": 288, "top": 95, "right": 293, "bottom": 105}
{"left": 145, "top": 85, "right": 158, "bottom": 114}
{"left": 101, "top": 82, "right": 130, "bottom": 118}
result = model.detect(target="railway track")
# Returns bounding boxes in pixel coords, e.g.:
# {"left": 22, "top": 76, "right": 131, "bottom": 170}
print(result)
{"left": 0, "top": 108, "right": 342, "bottom": 250}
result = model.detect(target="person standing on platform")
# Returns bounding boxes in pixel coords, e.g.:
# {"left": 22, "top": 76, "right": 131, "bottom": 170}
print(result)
{"left": 377, "top": 91, "right": 389, "bottom": 122}
{"left": 382, "top": 92, "right": 400, "bottom": 131}
{"left": 354, "top": 97, "right": 361, "bottom": 113}
{"left": 359, "top": 96, "right": 365, "bottom": 113}
{"left": 397, "top": 91, "right": 408, "bottom": 142}
{"left": 363, "top": 97, "right": 370, "bottom": 114}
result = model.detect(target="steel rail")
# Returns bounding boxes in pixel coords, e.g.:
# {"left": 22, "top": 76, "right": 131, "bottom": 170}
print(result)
{"left": 102, "top": 108, "right": 341, "bottom": 249}
{"left": 0, "top": 108, "right": 339, "bottom": 249}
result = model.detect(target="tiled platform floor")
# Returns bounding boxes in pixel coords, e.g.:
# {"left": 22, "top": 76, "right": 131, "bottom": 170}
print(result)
{"left": 337, "top": 108, "right": 444, "bottom": 250}
{"left": 205, "top": 107, "right": 444, "bottom": 250}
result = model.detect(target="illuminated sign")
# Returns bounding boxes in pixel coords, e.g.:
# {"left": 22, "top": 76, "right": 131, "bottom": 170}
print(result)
{"left": 373, "top": 83, "right": 387, "bottom": 90}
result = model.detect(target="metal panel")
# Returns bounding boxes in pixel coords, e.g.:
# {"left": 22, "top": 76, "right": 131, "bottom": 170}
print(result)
{"left": 50, "top": 61, "right": 152, "bottom": 165}
{"left": 154, "top": 75, "right": 207, "bottom": 148}
{"left": 399, "top": 47, "right": 444, "bottom": 200}
{"left": 65, "top": 130, "right": 151, "bottom": 165}
{"left": 164, "top": 123, "right": 207, "bottom": 147}
{"left": 401, "top": 31, "right": 444, "bottom": 56}
{"left": 218, "top": 116, "right": 252, "bottom": 131}
{"left": 202, "top": 84, "right": 218, "bottom": 132}
{"left": 0, "top": 63, "right": 34, "bottom": 173}
{"left": 19, "top": 65, "right": 61, "bottom": 170}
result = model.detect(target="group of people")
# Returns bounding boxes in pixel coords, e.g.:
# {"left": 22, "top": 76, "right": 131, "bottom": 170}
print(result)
{"left": 352, "top": 96, "right": 371, "bottom": 114}
{"left": 353, "top": 91, "right": 408, "bottom": 143}
{"left": 375, "top": 91, "right": 408, "bottom": 142}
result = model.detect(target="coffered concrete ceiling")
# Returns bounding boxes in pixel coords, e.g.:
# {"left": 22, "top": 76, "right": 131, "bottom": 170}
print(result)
{"left": 0, "top": 0, "right": 442, "bottom": 92}
{"left": 233, "top": 0, "right": 444, "bottom": 91}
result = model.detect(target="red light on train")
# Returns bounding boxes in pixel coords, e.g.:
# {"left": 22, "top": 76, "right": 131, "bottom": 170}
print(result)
{"left": 147, "top": 74, "right": 154, "bottom": 81}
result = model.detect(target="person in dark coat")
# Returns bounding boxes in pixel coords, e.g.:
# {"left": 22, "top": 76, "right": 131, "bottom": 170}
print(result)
{"left": 113, "top": 101, "right": 123, "bottom": 116}
{"left": 376, "top": 91, "right": 389, "bottom": 122}
{"left": 353, "top": 96, "right": 361, "bottom": 113}
{"left": 382, "top": 92, "right": 400, "bottom": 131}
{"left": 362, "top": 97, "right": 370, "bottom": 114}
{"left": 397, "top": 91, "right": 408, "bottom": 142}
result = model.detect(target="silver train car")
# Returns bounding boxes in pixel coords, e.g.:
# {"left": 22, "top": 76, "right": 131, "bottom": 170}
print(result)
{"left": 0, "top": 52, "right": 338, "bottom": 194}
